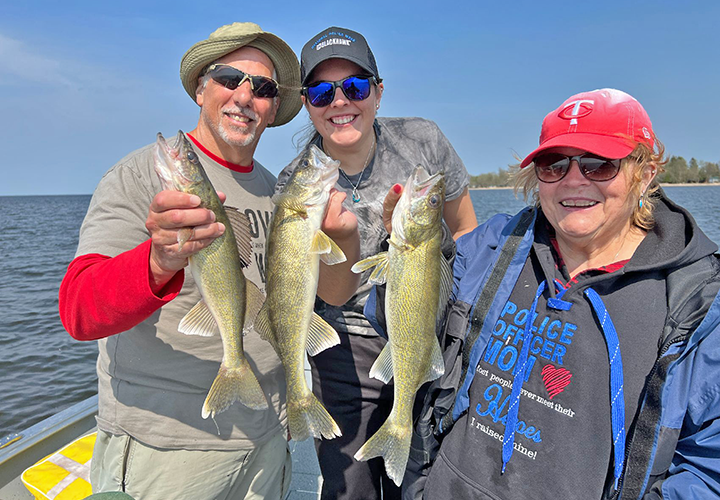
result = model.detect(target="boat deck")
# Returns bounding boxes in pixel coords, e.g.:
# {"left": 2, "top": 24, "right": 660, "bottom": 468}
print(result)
{"left": 1, "top": 363, "right": 324, "bottom": 499}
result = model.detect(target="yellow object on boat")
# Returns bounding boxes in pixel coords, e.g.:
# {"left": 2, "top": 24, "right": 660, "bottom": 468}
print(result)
{"left": 21, "top": 432, "right": 96, "bottom": 500}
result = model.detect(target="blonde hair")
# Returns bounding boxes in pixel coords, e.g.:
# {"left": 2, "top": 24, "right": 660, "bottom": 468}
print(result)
{"left": 512, "top": 138, "right": 667, "bottom": 230}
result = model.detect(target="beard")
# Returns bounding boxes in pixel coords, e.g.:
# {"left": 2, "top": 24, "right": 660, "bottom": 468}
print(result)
{"left": 202, "top": 105, "right": 259, "bottom": 148}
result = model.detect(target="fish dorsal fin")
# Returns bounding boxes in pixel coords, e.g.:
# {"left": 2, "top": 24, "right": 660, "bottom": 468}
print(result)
{"left": 243, "top": 278, "right": 266, "bottom": 334}
{"left": 422, "top": 340, "right": 445, "bottom": 385}
{"left": 437, "top": 256, "right": 454, "bottom": 323}
{"left": 350, "top": 252, "right": 389, "bottom": 285}
{"left": 253, "top": 302, "right": 278, "bottom": 352}
{"left": 225, "top": 206, "right": 253, "bottom": 268}
{"left": 306, "top": 313, "right": 341, "bottom": 356}
{"left": 271, "top": 193, "right": 307, "bottom": 215}
{"left": 178, "top": 300, "right": 219, "bottom": 337}
{"left": 369, "top": 342, "right": 393, "bottom": 384}
{"left": 313, "top": 231, "right": 347, "bottom": 265}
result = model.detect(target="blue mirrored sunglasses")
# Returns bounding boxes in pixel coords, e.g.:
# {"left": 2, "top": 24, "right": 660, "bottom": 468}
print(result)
{"left": 302, "top": 75, "right": 378, "bottom": 107}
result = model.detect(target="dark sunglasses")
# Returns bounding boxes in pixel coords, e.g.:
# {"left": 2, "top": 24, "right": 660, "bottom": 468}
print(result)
{"left": 205, "top": 64, "right": 279, "bottom": 98}
{"left": 302, "top": 75, "right": 377, "bottom": 107}
{"left": 534, "top": 153, "right": 624, "bottom": 183}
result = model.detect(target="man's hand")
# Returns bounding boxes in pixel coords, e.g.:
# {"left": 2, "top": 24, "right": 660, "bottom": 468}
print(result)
{"left": 145, "top": 190, "right": 226, "bottom": 292}
{"left": 382, "top": 183, "right": 403, "bottom": 235}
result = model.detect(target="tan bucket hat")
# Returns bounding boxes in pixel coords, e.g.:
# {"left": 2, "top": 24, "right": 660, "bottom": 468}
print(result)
{"left": 180, "top": 22, "right": 302, "bottom": 127}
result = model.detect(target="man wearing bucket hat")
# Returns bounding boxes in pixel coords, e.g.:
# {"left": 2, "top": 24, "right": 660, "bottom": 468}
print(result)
{"left": 59, "top": 22, "right": 360, "bottom": 500}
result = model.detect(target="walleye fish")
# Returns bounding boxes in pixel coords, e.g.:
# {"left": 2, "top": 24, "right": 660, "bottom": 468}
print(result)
{"left": 154, "top": 131, "right": 267, "bottom": 418}
{"left": 254, "top": 145, "right": 344, "bottom": 441}
{"left": 351, "top": 166, "right": 453, "bottom": 486}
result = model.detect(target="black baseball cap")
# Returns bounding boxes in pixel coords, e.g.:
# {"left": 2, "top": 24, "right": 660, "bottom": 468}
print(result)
{"left": 300, "top": 27, "right": 381, "bottom": 86}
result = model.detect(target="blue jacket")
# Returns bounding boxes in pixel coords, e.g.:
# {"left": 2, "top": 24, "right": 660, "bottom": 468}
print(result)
{"left": 371, "top": 194, "right": 720, "bottom": 499}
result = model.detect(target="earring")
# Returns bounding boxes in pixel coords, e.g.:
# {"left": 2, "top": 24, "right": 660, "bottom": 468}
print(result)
{"left": 639, "top": 189, "right": 647, "bottom": 208}
{"left": 376, "top": 103, "right": 380, "bottom": 110}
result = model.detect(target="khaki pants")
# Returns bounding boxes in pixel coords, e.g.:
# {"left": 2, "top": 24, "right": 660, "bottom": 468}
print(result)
{"left": 90, "top": 430, "right": 291, "bottom": 500}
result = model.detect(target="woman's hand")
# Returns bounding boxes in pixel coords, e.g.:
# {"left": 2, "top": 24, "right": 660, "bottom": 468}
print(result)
{"left": 382, "top": 183, "right": 403, "bottom": 234}
{"left": 322, "top": 189, "right": 358, "bottom": 239}
{"left": 318, "top": 189, "right": 361, "bottom": 306}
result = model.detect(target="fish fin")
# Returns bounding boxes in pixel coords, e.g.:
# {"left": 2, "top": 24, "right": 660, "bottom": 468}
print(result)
{"left": 437, "top": 256, "right": 454, "bottom": 324}
{"left": 272, "top": 193, "right": 307, "bottom": 215}
{"left": 314, "top": 231, "right": 347, "bottom": 265}
{"left": 309, "top": 230, "right": 331, "bottom": 255}
{"left": 253, "top": 303, "right": 278, "bottom": 351}
{"left": 243, "top": 278, "right": 266, "bottom": 334}
{"left": 177, "top": 227, "right": 194, "bottom": 251}
{"left": 422, "top": 339, "right": 445, "bottom": 385}
{"left": 178, "top": 300, "right": 219, "bottom": 337}
{"left": 367, "top": 258, "right": 389, "bottom": 285}
{"left": 224, "top": 207, "right": 253, "bottom": 268}
{"left": 354, "top": 415, "right": 411, "bottom": 487}
{"left": 202, "top": 360, "right": 268, "bottom": 418}
{"left": 350, "top": 252, "right": 389, "bottom": 285}
{"left": 369, "top": 342, "right": 394, "bottom": 384}
{"left": 287, "top": 393, "right": 342, "bottom": 441}
{"left": 306, "top": 313, "right": 341, "bottom": 356}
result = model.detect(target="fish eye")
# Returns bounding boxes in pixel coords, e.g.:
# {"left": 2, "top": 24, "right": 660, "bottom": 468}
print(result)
{"left": 186, "top": 151, "right": 198, "bottom": 162}
{"left": 428, "top": 194, "right": 440, "bottom": 207}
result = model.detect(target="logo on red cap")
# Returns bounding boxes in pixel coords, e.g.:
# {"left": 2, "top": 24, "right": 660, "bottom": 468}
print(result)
{"left": 558, "top": 99, "right": 595, "bottom": 125}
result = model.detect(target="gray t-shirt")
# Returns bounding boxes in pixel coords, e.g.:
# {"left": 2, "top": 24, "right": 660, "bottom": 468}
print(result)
{"left": 76, "top": 136, "right": 285, "bottom": 450}
{"left": 276, "top": 117, "right": 470, "bottom": 337}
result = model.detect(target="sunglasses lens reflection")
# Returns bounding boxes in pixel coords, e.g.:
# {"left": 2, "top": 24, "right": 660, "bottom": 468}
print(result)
{"left": 580, "top": 157, "right": 621, "bottom": 181}
{"left": 535, "top": 154, "right": 570, "bottom": 182}
{"left": 342, "top": 77, "right": 371, "bottom": 100}
{"left": 307, "top": 82, "right": 335, "bottom": 107}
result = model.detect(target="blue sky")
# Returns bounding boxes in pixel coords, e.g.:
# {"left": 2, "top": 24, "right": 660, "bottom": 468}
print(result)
{"left": 1, "top": 0, "right": 718, "bottom": 195}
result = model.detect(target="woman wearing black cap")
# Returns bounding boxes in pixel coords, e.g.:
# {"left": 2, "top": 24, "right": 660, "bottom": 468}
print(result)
{"left": 275, "top": 26, "right": 477, "bottom": 500}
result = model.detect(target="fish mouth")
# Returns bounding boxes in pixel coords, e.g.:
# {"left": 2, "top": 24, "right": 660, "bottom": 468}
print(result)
{"left": 309, "top": 145, "right": 340, "bottom": 187}
{"left": 154, "top": 131, "right": 193, "bottom": 191}
{"left": 406, "top": 165, "right": 443, "bottom": 198}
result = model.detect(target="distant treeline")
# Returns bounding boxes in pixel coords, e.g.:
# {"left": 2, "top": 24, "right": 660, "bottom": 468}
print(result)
{"left": 469, "top": 156, "right": 720, "bottom": 188}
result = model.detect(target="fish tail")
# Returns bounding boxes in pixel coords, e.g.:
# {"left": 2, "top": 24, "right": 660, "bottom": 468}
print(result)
{"left": 288, "top": 393, "right": 342, "bottom": 442}
{"left": 354, "top": 416, "right": 411, "bottom": 487}
{"left": 202, "top": 360, "right": 268, "bottom": 418}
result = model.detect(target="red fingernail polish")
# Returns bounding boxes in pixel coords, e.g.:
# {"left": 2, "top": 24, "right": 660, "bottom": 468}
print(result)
{"left": 393, "top": 184, "right": 402, "bottom": 194}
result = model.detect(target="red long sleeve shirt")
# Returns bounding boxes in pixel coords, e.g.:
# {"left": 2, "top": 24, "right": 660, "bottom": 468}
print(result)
{"left": 59, "top": 239, "right": 184, "bottom": 341}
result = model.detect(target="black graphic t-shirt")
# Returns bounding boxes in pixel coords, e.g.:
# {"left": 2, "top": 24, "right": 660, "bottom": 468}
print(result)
{"left": 426, "top": 237, "right": 664, "bottom": 500}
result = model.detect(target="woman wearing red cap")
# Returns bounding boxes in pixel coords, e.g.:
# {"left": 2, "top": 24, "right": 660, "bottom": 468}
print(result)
{"left": 275, "top": 26, "right": 477, "bottom": 500}
{"left": 378, "top": 88, "right": 720, "bottom": 499}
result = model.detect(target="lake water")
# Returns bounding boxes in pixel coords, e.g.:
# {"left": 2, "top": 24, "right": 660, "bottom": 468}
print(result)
{"left": 1, "top": 186, "right": 718, "bottom": 437}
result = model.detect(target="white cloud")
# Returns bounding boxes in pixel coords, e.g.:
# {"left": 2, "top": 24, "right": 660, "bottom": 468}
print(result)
{"left": 0, "top": 32, "right": 76, "bottom": 87}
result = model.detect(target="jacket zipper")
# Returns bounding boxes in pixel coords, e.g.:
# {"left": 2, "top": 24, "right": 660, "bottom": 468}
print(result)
{"left": 608, "top": 334, "right": 689, "bottom": 500}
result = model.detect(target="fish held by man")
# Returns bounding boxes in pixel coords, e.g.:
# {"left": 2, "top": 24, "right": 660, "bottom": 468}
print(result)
{"left": 254, "top": 145, "right": 344, "bottom": 441}
{"left": 153, "top": 130, "right": 267, "bottom": 418}
{"left": 351, "top": 166, "right": 453, "bottom": 486}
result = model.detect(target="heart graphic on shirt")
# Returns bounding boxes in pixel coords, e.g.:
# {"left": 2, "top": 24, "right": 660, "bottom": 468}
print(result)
{"left": 541, "top": 365, "right": 572, "bottom": 400}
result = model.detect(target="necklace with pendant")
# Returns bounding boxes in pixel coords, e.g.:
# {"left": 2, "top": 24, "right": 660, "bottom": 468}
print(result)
{"left": 337, "top": 136, "right": 376, "bottom": 203}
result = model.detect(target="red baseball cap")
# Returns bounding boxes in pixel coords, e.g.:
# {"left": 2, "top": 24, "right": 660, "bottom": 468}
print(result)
{"left": 520, "top": 88, "right": 655, "bottom": 168}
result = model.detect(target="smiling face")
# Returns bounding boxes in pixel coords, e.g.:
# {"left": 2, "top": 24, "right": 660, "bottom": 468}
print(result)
{"left": 303, "top": 58, "right": 382, "bottom": 153}
{"left": 538, "top": 147, "right": 641, "bottom": 249}
{"left": 195, "top": 46, "right": 279, "bottom": 154}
